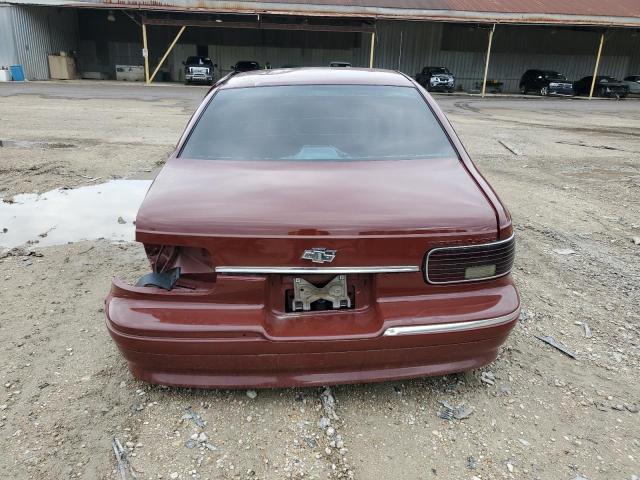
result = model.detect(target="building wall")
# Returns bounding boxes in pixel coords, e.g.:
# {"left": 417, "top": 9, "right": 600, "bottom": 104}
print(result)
{"left": 0, "top": 5, "right": 78, "bottom": 80}
{"left": 0, "top": 5, "right": 18, "bottom": 68}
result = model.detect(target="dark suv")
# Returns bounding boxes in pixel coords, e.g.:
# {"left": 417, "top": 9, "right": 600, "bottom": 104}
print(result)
{"left": 415, "top": 67, "right": 455, "bottom": 92}
{"left": 519, "top": 70, "right": 574, "bottom": 96}
{"left": 183, "top": 56, "right": 215, "bottom": 85}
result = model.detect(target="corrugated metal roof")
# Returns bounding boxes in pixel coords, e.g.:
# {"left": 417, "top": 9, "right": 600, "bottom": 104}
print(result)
{"left": 2, "top": 0, "right": 640, "bottom": 27}
{"left": 447, "top": 0, "right": 640, "bottom": 18}
{"left": 235, "top": 0, "right": 640, "bottom": 18}
{"left": 149, "top": 0, "right": 640, "bottom": 19}
{"left": 138, "top": 0, "right": 640, "bottom": 17}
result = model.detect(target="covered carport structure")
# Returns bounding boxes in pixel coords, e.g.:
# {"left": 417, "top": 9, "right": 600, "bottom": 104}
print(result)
{"left": 1, "top": 0, "right": 640, "bottom": 97}
{"left": 137, "top": 13, "right": 377, "bottom": 84}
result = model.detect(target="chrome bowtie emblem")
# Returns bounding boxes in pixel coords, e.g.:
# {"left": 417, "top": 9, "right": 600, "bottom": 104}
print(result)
{"left": 301, "top": 247, "right": 337, "bottom": 264}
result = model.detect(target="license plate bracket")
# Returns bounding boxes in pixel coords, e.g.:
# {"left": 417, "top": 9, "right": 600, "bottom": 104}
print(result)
{"left": 290, "top": 275, "right": 352, "bottom": 312}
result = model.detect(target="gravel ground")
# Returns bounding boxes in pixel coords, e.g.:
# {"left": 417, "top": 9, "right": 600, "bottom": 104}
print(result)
{"left": 0, "top": 81, "right": 638, "bottom": 480}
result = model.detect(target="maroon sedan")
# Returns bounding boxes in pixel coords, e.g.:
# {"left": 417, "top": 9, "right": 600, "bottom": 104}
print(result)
{"left": 106, "top": 68, "right": 519, "bottom": 388}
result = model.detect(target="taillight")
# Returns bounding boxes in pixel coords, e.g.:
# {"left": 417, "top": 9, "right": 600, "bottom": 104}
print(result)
{"left": 425, "top": 235, "right": 515, "bottom": 284}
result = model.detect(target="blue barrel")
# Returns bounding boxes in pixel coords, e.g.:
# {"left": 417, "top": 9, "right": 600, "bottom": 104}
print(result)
{"left": 9, "top": 65, "right": 25, "bottom": 81}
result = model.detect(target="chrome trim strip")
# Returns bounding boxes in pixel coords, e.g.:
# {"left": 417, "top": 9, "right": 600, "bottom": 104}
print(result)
{"left": 425, "top": 234, "right": 516, "bottom": 285}
{"left": 383, "top": 311, "right": 519, "bottom": 336}
{"left": 216, "top": 266, "right": 420, "bottom": 275}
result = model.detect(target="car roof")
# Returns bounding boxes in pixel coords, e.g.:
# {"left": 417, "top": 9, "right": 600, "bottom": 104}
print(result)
{"left": 221, "top": 67, "right": 414, "bottom": 89}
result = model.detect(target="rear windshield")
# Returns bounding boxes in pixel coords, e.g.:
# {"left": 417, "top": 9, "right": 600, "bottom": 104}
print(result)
{"left": 180, "top": 85, "right": 457, "bottom": 161}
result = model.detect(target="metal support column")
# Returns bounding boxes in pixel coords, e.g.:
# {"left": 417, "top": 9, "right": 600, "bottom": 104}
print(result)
{"left": 148, "top": 26, "right": 186, "bottom": 84}
{"left": 142, "top": 23, "right": 149, "bottom": 84}
{"left": 369, "top": 32, "right": 376, "bottom": 68}
{"left": 481, "top": 24, "right": 496, "bottom": 98}
{"left": 589, "top": 32, "right": 605, "bottom": 99}
{"left": 397, "top": 30, "right": 403, "bottom": 70}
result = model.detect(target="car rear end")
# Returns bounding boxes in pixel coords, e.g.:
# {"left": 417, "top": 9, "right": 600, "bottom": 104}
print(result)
{"left": 105, "top": 69, "right": 519, "bottom": 388}
{"left": 107, "top": 217, "right": 518, "bottom": 388}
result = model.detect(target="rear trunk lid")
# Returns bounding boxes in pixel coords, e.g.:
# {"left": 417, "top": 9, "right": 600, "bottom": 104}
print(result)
{"left": 136, "top": 158, "right": 498, "bottom": 268}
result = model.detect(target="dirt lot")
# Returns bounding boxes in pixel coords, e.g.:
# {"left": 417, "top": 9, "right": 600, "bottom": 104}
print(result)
{"left": 0, "top": 81, "right": 638, "bottom": 480}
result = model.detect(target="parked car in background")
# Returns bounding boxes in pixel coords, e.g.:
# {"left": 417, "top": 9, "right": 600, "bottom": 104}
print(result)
{"left": 415, "top": 67, "right": 455, "bottom": 92}
{"left": 329, "top": 61, "right": 351, "bottom": 68}
{"left": 573, "top": 76, "right": 629, "bottom": 98}
{"left": 183, "top": 56, "right": 216, "bottom": 85}
{"left": 623, "top": 75, "right": 640, "bottom": 95}
{"left": 106, "top": 68, "right": 519, "bottom": 388}
{"left": 519, "top": 70, "right": 574, "bottom": 96}
{"left": 232, "top": 61, "right": 261, "bottom": 73}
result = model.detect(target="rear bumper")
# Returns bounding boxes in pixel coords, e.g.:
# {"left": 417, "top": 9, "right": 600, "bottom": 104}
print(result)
{"left": 185, "top": 74, "right": 213, "bottom": 82}
{"left": 105, "top": 273, "right": 519, "bottom": 388}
